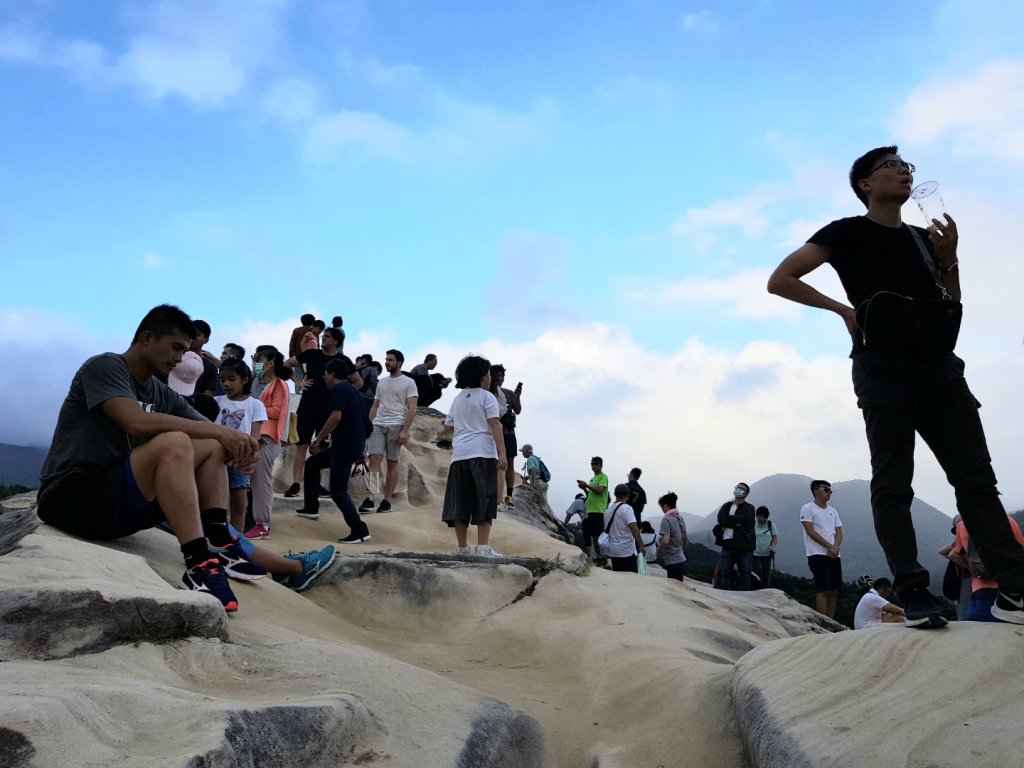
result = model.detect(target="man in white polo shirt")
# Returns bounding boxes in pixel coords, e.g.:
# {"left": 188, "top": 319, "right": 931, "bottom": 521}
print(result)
{"left": 800, "top": 479, "right": 844, "bottom": 619}
{"left": 361, "top": 348, "right": 418, "bottom": 513}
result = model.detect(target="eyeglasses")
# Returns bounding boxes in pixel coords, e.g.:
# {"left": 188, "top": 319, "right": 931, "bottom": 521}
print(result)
{"left": 869, "top": 159, "right": 915, "bottom": 175}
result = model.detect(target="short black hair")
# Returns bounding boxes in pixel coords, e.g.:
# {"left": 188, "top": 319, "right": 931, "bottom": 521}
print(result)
{"left": 873, "top": 577, "right": 893, "bottom": 590}
{"left": 325, "top": 357, "right": 355, "bottom": 379}
{"left": 849, "top": 145, "right": 898, "bottom": 207}
{"left": 454, "top": 354, "right": 491, "bottom": 389}
{"left": 811, "top": 479, "right": 831, "bottom": 493}
{"left": 323, "top": 327, "right": 343, "bottom": 345}
{"left": 312, "top": 319, "right": 326, "bottom": 332}
{"left": 489, "top": 364, "right": 505, "bottom": 377}
{"left": 331, "top": 315, "right": 343, "bottom": 327}
{"left": 756, "top": 506, "right": 770, "bottom": 518}
{"left": 223, "top": 343, "right": 245, "bottom": 360}
{"left": 630, "top": 467, "right": 642, "bottom": 479}
{"left": 386, "top": 348, "right": 405, "bottom": 364}
{"left": 658, "top": 491, "right": 677, "bottom": 509}
{"left": 591, "top": 456, "right": 603, "bottom": 465}
{"left": 193, "top": 319, "right": 211, "bottom": 337}
{"left": 371, "top": 361, "right": 382, "bottom": 374}
{"left": 132, "top": 304, "right": 197, "bottom": 344}
{"left": 301, "top": 313, "right": 316, "bottom": 326}
{"left": 220, "top": 358, "right": 253, "bottom": 394}
{"left": 424, "top": 354, "right": 437, "bottom": 364}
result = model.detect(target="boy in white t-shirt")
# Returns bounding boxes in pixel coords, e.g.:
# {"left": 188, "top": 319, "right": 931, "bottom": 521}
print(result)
{"left": 441, "top": 355, "right": 507, "bottom": 557}
{"left": 800, "top": 479, "right": 843, "bottom": 620}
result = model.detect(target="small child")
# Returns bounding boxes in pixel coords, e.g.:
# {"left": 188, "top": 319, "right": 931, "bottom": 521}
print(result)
{"left": 216, "top": 359, "right": 268, "bottom": 532}
{"left": 441, "top": 355, "right": 507, "bottom": 558}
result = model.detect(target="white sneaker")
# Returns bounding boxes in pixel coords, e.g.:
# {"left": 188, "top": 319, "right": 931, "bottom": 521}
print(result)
{"left": 475, "top": 545, "right": 503, "bottom": 558}
{"left": 454, "top": 546, "right": 472, "bottom": 555}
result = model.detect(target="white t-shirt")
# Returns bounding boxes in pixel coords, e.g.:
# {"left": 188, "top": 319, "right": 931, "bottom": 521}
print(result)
{"left": 445, "top": 388, "right": 499, "bottom": 461}
{"left": 603, "top": 502, "right": 638, "bottom": 558}
{"left": 373, "top": 374, "right": 419, "bottom": 425}
{"left": 853, "top": 589, "right": 890, "bottom": 629}
{"left": 800, "top": 502, "right": 843, "bottom": 557}
{"left": 214, "top": 395, "right": 267, "bottom": 435}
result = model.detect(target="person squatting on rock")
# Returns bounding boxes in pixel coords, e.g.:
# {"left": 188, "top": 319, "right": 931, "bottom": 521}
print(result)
{"left": 852, "top": 577, "right": 905, "bottom": 629}
{"left": 360, "top": 349, "right": 418, "bottom": 514}
{"left": 752, "top": 506, "right": 778, "bottom": 589}
{"left": 36, "top": 305, "right": 335, "bottom": 613}
{"left": 296, "top": 357, "right": 372, "bottom": 545}
{"left": 768, "top": 144, "right": 1024, "bottom": 627}
{"left": 656, "top": 492, "right": 688, "bottom": 582}
{"left": 714, "top": 482, "right": 755, "bottom": 590}
{"left": 520, "top": 443, "right": 548, "bottom": 496}
{"left": 945, "top": 514, "right": 1024, "bottom": 622}
{"left": 577, "top": 457, "right": 610, "bottom": 563}
{"left": 800, "top": 480, "right": 844, "bottom": 619}
{"left": 441, "top": 355, "right": 507, "bottom": 557}
{"left": 602, "top": 484, "right": 645, "bottom": 573}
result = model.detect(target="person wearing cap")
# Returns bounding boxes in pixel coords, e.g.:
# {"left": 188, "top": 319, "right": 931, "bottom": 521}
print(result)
{"left": 603, "top": 484, "right": 645, "bottom": 573}
{"left": 714, "top": 482, "right": 756, "bottom": 590}
{"left": 520, "top": 444, "right": 547, "bottom": 496}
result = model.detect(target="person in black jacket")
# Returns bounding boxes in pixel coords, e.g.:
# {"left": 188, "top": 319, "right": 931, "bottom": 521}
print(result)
{"left": 714, "top": 482, "right": 756, "bottom": 590}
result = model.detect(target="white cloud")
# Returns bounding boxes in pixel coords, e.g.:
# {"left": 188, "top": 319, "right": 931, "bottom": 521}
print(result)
{"left": 680, "top": 11, "right": 719, "bottom": 33}
{"left": 261, "top": 77, "right": 321, "bottom": 126}
{"left": 303, "top": 110, "right": 414, "bottom": 162}
{"left": 0, "top": 25, "right": 44, "bottom": 63}
{"left": 891, "top": 58, "right": 1024, "bottom": 162}
{"left": 338, "top": 51, "right": 421, "bottom": 86}
{"left": 142, "top": 252, "right": 166, "bottom": 269}
{"left": 644, "top": 269, "right": 803, "bottom": 321}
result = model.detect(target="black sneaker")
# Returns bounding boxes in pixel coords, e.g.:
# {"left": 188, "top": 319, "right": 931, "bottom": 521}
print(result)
{"left": 283, "top": 482, "right": 301, "bottom": 498}
{"left": 358, "top": 497, "right": 375, "bottom": 512}
{"left": 295, "top": 508, "right": 320, "bottom": 520}
{"left": 376, "top": 500, "right": 392, "bottom": 513}
{"left": 338, "top": 532, "right": 372, "bottom": 544}
{"left": 902, "top": 588, "right": 949, "bottom": 628}
{"left": 990, "top": 591, "right": 1024, "bottom": 624}
{"left": 318, "top": 485, "right": 331, "bottom": 497}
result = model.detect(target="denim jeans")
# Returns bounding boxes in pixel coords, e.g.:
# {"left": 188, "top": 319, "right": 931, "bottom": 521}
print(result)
{"left": 715, "top": 548, "right": 752, "bottom": 590}
{"left": 853, "top": 349, "right": 1024, "bottom": 597}
{"left": 303, "top": 451, "right": 369, "bottom": 538}
{"left": 752, "top": 555, "right": 772, "bottom": 589}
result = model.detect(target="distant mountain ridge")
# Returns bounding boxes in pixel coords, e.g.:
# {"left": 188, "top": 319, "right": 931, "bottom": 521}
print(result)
{"left": 0, "top": 444, "right": 47, "bottom": 488}
{"left": 687, "top": 473, "right": 955, "bottom": 586}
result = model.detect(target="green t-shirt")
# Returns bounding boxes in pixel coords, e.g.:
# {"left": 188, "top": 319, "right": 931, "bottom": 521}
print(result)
{"left": 585, "top": 472, "right": 609, "bottom": 514}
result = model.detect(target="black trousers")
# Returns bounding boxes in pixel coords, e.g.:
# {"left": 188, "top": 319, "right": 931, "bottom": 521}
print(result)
{"left": 853, "top": 348, "right": 1024, "bottom": 597}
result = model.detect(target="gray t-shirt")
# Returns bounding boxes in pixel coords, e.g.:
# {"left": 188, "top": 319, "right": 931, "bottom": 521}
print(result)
{"left": 40, "top": 353, "right": 203, "bottom": 486}
{"left": 658, "top": 514, "right": 687, "bottom": 565}
{"left": 410, "top": 363, "right": 429, "bottom": 376}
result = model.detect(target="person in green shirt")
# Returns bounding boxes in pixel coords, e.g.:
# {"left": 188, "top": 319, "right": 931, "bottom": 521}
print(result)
{"left": 577, "top": 456, "right": 609, "bottom": 561}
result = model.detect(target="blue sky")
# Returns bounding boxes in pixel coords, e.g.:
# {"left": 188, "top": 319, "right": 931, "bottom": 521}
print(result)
{"left": 3, "top": 0, "right": 1023, "bottom": 516}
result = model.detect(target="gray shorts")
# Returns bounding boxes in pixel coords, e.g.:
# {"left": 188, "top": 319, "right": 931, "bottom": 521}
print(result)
{"left": 367, "top": 422, "right": 403, "bottom": 461}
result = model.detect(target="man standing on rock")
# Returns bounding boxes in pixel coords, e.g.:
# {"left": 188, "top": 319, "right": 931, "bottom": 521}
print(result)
{"left": 714, "top": 482, "right": 755, "bottom": 590}
{"left": 361, "top": 349, "right": 418, "bottom": 514}
{"left": 626, "top": 467, "right": 647, "bottom": 526}
{"left": 800, "top": 481, "right": 844, "bottom": 619}
{"left": 768, "top": 145, "right": 1024, "bottom": 626}
{"left": 36, "top": 304, "right": 336, "bottom": 613}
{"left": 577, "top": 457, "right": 609, "bottom": 562}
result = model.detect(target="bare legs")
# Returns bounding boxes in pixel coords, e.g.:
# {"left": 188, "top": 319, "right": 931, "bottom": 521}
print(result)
{"left": 454, "top": 521, "right": 491, "bottom": 549}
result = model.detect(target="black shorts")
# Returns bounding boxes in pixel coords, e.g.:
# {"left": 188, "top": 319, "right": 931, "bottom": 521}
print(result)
{"left": 502, "top": 431, "right": 517, "bottom": 459}
{"left": 37, "top": 457, "right": 165, "bottom": 541}
{"left": 807, "top": 554, "right": 843, "bottom": 592}
{"left": 585, "top": 513, "right": 605, "bottom": 542}
{"left": 296, "top": 409, "right": 327, "bottom": 445}
{"left": 442, "top": 457, "right": 498, "bottom": 527}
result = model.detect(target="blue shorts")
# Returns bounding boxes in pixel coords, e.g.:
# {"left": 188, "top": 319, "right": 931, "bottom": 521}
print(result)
{"left": 227, "top": 467, "right": 251, "bottom": 490}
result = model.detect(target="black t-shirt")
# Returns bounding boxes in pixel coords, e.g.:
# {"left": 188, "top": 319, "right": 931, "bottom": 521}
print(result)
{"left": 325, "top": 381, "right": 366, "bottom": 460}
{"left": 195, "top": 357, "right": 220, "bottom": 396}
{"left": 297, "top": 350, "right": 352, "bottom": 413}
{"left": 810, "top": 216, "right": 943, "bottom": 309}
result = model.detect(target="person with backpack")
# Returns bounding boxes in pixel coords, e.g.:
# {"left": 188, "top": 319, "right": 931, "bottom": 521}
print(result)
{"left": 520, "top": 444, "right": 550, "bottom": 496}
{"left": 946, "top": 515, "right": 1024, "bottom": 622}
{"left": 752, "top": 506, "right": 779, "bottom": 589}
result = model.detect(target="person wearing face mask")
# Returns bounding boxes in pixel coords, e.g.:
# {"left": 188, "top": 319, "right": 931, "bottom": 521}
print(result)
{"left": 245, "top": 348, "right": 292, "bottom": 540}
{"left": 714, "top": 482, "right": 756, "bottom": 590}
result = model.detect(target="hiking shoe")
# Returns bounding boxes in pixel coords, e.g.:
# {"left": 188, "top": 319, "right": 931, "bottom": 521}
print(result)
{"left": 504, "top": 496, "right": 515, "bottom": 510}
{"left": 376, "top": 500, "right": 392, "bottom": 513}
{"left": 210, "top": 538, "right": 267, "bottom": 581}
{"left": 283, "top": 482, "right": 300, "bottom": 498}
{"left": 475, "top": 545, "right": 503, "bottom": 558}
{"left": 295, "top": 508, "right": 320, "bottom": 520}
{"left": 338, "top": 532, "right": 372, "bottom": 544}
{"left": 181, "top": 559, "right": 238, "bottom": 612}
{"left": 903, "top": 588, "right": 949, "bottom": 628}
{"left": 243, "top": 523, "right": 270, "bottom": 540}
{"left": 454, "top": 546, "right": 472, "bottom": 555}
{"left": 318, "top": 485, "right": 331, "bottom": 497}
{"left": 990, "top": 591, "right": 1024, "bottom": 624}
{"left": 284, "top": 545, "right": 337, "bottom": 592}
{"left": 358, "top": 497, "right": 375, "bottom": 512}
